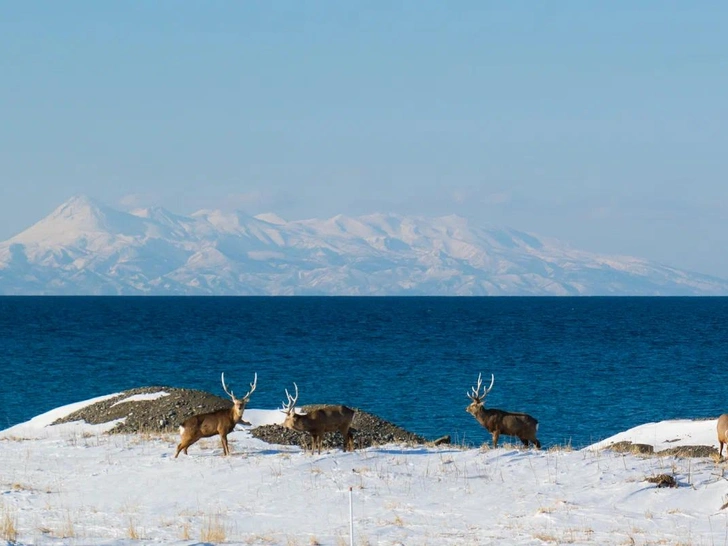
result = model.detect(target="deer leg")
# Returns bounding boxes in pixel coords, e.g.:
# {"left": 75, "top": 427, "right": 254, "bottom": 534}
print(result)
{"left": 492, "top": 430, "right": 500, "bottom": 448}
{"left": 220, "top": 433, "right": 229, "bottom": 456}
{"left": 175, "top": 437, "right": 194, "bottom": 458}
{"left": 521, "top": 438, "right": 529, "bottom": 447}
{"left": 534, "top": 438, "right": 541, "bottom": 449}
{"left": 339, "top": 426, "right": 349, "bottom": 451}
{"left": 720, "top": 441, "right": 724, "bottom": 458}
{"left": 176, "top": 442, "right": 194, "bottom": 458}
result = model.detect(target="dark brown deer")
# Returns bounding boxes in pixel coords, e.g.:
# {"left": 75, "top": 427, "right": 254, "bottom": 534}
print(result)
{"left": 466, "top": 373, "right": 541, "bottom": 449}
{"left": 174, "top": 372, "right": 257, "bottom": 458}
{"left": 718, "top": 414, "right": 728, "bottom": 458}
{"left": 281, "top": 383, "right": 355, "bottom": 454}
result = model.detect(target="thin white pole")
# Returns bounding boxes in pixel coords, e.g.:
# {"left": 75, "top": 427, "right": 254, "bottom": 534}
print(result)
{"left": 349, "top": 486, "right": 354, "bottom": 546}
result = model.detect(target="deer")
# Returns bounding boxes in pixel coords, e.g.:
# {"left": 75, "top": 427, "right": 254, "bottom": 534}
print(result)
{"left": 280, "top": 383, "right": 355, "bottom": 454}
{"left": 718, "top": 414, "right": 728, "bottom": 459}
{"left": 466, "top": 373, "right": 541, "bottom": 449}
{"left": 174, "top": 372, "right": 257, "bottom": 458}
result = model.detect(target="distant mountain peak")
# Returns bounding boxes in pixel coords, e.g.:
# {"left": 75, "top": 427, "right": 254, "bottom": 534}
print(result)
{"left": 1, "top": 196, "right": 727, "bottom": 296}
{"left": 254, "top": 213, "right": 287, "bottom": 225}
{"left": 49, "top": 194, "right": 106, "bottom": 219}
{"left": 61, "top": 194, "right": 99, "bottom": 207}
{"left": 9, "top": 195, "right": 112, "bottom": 246}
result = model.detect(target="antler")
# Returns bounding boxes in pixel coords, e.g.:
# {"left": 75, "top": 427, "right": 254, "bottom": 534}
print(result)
{"left": 221, "top": 372, "right": 258, "bottom": 402}
{"left": 466, "top": 373, "right": 495, "bottom": 401}
{"left": 485, "top": 373, "right": 494, "bottom": 395}
{"left": 281, "top": 383, "right": 299, "bottom": 414}
{"left": 221, "top": 372, "right": 236, "bottom": 400}
{"left": 242, "top": 373, "right": 257, "bottom": 400}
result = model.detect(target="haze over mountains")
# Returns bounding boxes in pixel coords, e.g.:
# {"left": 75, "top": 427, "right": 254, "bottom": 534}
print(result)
{"left": 0, "top": 195, "right": 726, "bottom": 296}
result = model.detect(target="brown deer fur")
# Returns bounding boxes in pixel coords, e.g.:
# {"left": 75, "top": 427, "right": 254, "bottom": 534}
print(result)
{"left": 466, "top": 403, "right": 541, "bottom": 448}
{"left": 281, "top": 384, "right": 355, "bottom": 453}
{"left": 175, "top": 372, "right": 256, "bottom": 458}
{"left": 466, "top": 373, "right": 540, "bottom": 449}
{"left": 284, "top": 405, "right": 355, "bottom": 454}
{"left": 718, "top": 414, "right": 728, "bottom": 458}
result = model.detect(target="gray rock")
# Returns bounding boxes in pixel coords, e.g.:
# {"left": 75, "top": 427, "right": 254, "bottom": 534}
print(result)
{"left": 51, "top": 387, "right": 429, "bottom": 448}
{"left": 251, "top": 405, "right": 427, "bottom": 450}
{"left": 52, "top": 387, "right": 230, "bottom": 434}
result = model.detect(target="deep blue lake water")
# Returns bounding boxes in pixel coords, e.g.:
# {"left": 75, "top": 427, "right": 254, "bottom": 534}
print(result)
{"left": 1, "top": 297, "right": 727, "bottom": 448}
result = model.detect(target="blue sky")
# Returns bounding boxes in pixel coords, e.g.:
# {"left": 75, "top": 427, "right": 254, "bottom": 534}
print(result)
{"left": 2, "top": 2, "right": 727, "bottom": 277}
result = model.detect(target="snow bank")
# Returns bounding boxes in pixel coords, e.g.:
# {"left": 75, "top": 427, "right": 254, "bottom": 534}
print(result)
{"left": 1, "top": 398, "right": 727, "bottom": 545}
{"left": 588, "top": 418, "right": 719, "bottom": 452}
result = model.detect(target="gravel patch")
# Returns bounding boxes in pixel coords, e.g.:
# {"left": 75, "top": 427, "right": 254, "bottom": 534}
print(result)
{"left": 51, "top": 387, "right": 428, "bottom": 448}
{"left": 602, "top": 440, "right": 718, "bottom": 458}
{"left": 605, "top": 441, "right": 655, "bottom": 455}
{"left": 52, "top": 387, "right": 232, "bottom": 434}
{"left": 251, "top": 404, "right": 427, "bottom": 450}
{"left": 657, "top": 445, "right": 718, "bottom": 458}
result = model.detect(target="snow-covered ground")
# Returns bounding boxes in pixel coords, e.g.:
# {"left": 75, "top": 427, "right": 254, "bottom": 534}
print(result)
{"left": 1, "top": 393, "right": 727, "bottom": 545}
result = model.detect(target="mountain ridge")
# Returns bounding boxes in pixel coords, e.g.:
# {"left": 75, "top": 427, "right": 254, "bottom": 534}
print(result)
{"left": 1, "top": 195, "right": 726, "bottom": 296}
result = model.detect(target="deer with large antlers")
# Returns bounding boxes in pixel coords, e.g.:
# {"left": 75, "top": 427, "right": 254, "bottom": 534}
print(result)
{"left": 174, "top": 372, "right": 257, "bottom": 458}
{"left": 281, "top": 383, "right": 355, "bottom": 454}
{"left": 466, "top": 373, "right": 541, "bottom": 449}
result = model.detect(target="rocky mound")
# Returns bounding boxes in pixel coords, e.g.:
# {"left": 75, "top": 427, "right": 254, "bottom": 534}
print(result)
{"left": 603, "top": 440, "right": 719, "bottom": 458}
{"left": 51, "top": 387, "right": 428, "bottom": 448}
{"left": 52, "top": 387, "right": 231, "bottom": 434}
{"left": 251, "top": 405, "right": 427, "bottom": 449}
{"left": 606, "top": 441, "right": 655, "bottom": 455}
{"left": 656, "top": 445, "right": 718, "bottom": 458}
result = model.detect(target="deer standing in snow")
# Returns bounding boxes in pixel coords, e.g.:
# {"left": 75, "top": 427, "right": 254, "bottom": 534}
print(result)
{"left": 281, "top": 383, "right": 355, "bottom": 454}
{"left": 717, "top": 414, "right": 728, "bottom": 458}
{"left": 175, "top": 372, "right": 257, "bottom": 458}
{"left": 466, "top": 373, "right": 541, "bottom": 449}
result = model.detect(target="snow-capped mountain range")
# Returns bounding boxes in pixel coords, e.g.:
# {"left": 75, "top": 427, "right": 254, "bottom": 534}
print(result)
{"left": 1, "top": 195, "right": 726, "bottom": 295}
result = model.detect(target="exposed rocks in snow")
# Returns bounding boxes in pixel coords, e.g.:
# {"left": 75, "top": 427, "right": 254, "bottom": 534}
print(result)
{"left": 52, "top": 387, "right": 231, "bottom": 434}
{"left": 51, "top": 386, "right": 428, "bottom": 448}
{"left": 251, "top": 405, "right": 427, "bottom": 449}
{"left": 602, "top": 440, "right": 718, "bottom": 458}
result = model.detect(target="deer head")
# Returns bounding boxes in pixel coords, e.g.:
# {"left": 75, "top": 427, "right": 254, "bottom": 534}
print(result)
{"left": 281, "top": 382, "right": 299, "bottom": 428}
{"left": 222, "top": 371, "right": 257, "bottom": 421}
{"left": 465, "top": 372, "right": 494, "bottom": 415}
